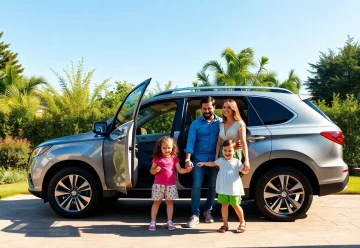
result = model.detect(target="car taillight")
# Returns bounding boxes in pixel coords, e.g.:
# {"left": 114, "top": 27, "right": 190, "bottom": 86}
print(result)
{"left": 320, "top": 131, "right": 344, "bottom": 145}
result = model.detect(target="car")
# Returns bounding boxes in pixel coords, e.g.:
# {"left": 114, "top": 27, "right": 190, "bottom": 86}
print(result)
{"left": 28, "top": 78, "right": 349, "bottom": 221}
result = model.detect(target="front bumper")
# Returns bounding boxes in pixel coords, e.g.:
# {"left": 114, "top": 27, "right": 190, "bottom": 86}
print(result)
{"left": 319, "top": 172, "right": 349, "bottom": 196}
{"left": 28, "top": 173, "right": 43, "bottom": 200}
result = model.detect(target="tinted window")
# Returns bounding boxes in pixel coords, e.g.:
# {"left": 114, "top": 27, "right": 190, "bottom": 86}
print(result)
{"left": 248, "top": 97, "right": 294, "bottom": 125}
{"left": 303, "top": 99, "right": 332, "bottom": 122}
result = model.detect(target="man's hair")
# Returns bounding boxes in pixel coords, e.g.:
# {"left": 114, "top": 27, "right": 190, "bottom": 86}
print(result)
{"left": 200, "top": 96, "right": 215, "bottom": 107}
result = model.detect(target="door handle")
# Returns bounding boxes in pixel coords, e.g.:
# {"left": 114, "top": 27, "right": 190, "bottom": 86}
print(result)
{"left": 247, "top": 136, "right": 265, "bottom": 142}
{"left": 117, "top": 135, "right": 125, "bottom": 141}
{"left": 129, "top": 146, "right": 138, "bottom": 152}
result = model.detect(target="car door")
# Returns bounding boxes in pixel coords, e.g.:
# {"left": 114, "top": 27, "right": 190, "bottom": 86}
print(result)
{"left": 237, "top": 97, "right": 272, "bottom": 194}
{"left": 103, "top": 78, "right": 151, "bottom": 193}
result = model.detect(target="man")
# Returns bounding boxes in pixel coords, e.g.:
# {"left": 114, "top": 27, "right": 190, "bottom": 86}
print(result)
{"left": 184, "top": 96, "right": 221, "bottom": 227}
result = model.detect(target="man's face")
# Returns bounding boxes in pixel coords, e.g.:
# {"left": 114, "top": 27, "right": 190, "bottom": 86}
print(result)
{"left": 201, "top": 102, "right": 215, "bottom": 120}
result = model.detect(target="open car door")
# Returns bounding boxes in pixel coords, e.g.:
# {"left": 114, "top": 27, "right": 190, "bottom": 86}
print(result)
{"left": 103, "top": 78, "right": 151, "bottom": 193}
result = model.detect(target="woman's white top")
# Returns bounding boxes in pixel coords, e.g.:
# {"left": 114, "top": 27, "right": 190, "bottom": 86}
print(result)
{"left": 215, "top": 158, "right": 245, "bottom": 196}
{"left": 219, "top": 121, "right": 243, "bottom": 141}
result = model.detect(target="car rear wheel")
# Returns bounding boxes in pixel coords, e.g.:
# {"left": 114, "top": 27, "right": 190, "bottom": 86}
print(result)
{"left": 254, "top": 167, "right": 313, "bottom": 221}
{"left": 48, "top": 167, "right": 100, "bottom": 218}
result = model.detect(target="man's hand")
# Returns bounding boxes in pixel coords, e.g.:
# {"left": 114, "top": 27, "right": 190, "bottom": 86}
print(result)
{"left": 185, "top": 161, "right": 193, "bottom": 173}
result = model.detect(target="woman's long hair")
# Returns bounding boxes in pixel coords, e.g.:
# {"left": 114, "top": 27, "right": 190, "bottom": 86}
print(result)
{"left": 222, "top": 99, "right": 242, "bottom": 123}
{"left": 153, "top": 136, "right": 179, "bottom": 158}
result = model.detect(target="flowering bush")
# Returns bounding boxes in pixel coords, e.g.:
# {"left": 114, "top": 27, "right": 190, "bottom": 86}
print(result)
{"left": 0, "top": 135, "right": 32, "bottom": 169}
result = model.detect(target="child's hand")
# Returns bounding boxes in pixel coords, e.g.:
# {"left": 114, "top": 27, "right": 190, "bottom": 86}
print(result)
{"left": 197, "top": 162, "right": 205, "bottom": 167}
{"left": 186, "top": 166, "right": 192, "bottom": 173}
{"left": 155, "top": 166, "right": 161, "bottom": 173}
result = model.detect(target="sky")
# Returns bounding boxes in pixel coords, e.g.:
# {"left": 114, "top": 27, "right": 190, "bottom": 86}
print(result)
{"left": 2, "top": 0, "right": 360, "bottom": 94}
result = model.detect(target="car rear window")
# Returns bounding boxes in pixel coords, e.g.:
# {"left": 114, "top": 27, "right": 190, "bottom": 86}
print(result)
{"left": 302, "top": 99, "right": 332, "bottom": 122}
{"left": 248, "top": 97, "right": 294, "bottom": 125}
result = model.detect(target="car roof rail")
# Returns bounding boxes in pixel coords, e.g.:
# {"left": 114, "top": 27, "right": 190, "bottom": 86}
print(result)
{"left": 154, "top": 86, "right": 293, "bottom": 96}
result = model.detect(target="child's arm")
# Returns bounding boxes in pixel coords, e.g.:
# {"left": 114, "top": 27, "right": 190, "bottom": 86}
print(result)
{"left": 197, "top": 161, "right": 217, "bottom": 167}
{"left": 150, "top": 162, "right": 161, "bottom": 175}
{"left": 175, "top": 162, "right": 189, "bottom": 174}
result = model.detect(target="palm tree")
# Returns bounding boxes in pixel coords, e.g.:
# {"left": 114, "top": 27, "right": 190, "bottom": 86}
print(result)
{"left": 40, "top": 58, "right": 110, "bottom": 116}
{"left": 0, "top": 85, "right": 40, "bottom": 115}
{"left": 0, "top": 64, "right": 47, "bottom": 115}
{"left": 272, "top": 69, "right": 302, "bottom": 93}
{"left": 196, "top": 48, "right": 277, "bottom": 87}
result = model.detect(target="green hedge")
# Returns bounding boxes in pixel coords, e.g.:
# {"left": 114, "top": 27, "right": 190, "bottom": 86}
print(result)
{"left": 316, "top": 94, "right": 360, "bottom": 165}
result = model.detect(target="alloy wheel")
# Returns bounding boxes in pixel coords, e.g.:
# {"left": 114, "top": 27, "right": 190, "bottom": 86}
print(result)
{"left": 54, "top": 174, "right": 92, "bottom": 212}
{"left": 263, "top": 175, "right": 305, "bottom": 215}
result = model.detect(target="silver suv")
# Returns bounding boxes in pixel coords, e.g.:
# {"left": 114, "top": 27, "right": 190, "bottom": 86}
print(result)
{"left": 28, "top": 78, "right": 349, "bottom": 221}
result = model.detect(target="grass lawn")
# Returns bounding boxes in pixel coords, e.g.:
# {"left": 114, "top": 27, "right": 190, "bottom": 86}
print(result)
{"left": 0, "top": 181, "right": 29, "bottom": 199}
{"left": 338, "top": 176, "right": 360, "bottom": 194}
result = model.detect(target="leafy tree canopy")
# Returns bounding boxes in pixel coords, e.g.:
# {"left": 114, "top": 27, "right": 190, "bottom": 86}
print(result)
{"left": 0, "top": 32, "right": 24, "bottom": 75}
{"left": 305, "top": 36, "right": 360, "bottom": 102}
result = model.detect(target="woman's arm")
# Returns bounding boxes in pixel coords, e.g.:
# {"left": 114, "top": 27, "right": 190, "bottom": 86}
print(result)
{"left": 175, "top": 162, "right": 189, "bottom": 174}
{"left": 238, "top": 122, "right": 250, "bottom": 171}
{"left": 215, "top": 136, "right": 223, "bottom": 160}
{"left": 150, "top": 162, "right": 160, "bottom": 175}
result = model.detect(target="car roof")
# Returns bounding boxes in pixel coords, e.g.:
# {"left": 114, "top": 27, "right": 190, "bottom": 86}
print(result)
{"left": 142, "top": 86, "right": 296, "bottom": 104}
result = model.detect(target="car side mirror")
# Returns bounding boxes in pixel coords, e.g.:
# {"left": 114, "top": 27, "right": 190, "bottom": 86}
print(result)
{"left": 140, "top": 128, "right": 147, "bottom": 135}
{"left": 93, "top": 122, "right": 108, "bottom": 135}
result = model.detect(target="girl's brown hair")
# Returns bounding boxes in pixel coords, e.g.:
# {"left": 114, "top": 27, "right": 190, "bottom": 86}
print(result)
{"left": 222, "top": 99, "right": 242, "bottom": 123}
{"left": 222, "top": 139, "right": 237, "bottom": 150}
{"left": 153, "top": 136, "right": 179, "bottom": 158}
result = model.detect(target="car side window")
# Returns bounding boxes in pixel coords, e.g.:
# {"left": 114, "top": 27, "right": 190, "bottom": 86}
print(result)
{"left": 137, "top": 102, "right": 177, "bottom": 135}
{"left": 248, "top": 96, "right": 294, "bottom": 125}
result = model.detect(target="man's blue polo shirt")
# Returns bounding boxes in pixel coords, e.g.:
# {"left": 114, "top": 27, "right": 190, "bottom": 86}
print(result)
{"left": 184, "top": 115, "right": 221, "bottom": 162}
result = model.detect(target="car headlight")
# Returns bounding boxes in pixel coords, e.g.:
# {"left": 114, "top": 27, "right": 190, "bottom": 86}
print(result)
{"left": 32, "top": 145, "right": 52, "bottom": 158}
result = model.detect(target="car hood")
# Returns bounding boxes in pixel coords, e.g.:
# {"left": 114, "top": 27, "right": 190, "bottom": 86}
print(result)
{"left": 38, "top": 131, "right": 104, "bottom": 147}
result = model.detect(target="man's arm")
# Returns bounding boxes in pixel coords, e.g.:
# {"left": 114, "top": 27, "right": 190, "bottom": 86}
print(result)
{"left": 184, "top": 121, "right": 197, "bottom": 169}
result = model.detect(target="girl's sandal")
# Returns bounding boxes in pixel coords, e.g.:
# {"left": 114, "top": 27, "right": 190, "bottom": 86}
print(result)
{"left": 218, "top": 225, "right": 229, "bottom": 233}
{"left": 236, "top": 223, "right": 246, "bottom": 233}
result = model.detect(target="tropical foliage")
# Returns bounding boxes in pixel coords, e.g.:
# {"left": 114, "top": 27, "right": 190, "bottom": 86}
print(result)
{"left": 40, "top": 58, "right": 110, "bottom": 117}
{"left": 194, "top": 47, "right": 301, "bottom": 93}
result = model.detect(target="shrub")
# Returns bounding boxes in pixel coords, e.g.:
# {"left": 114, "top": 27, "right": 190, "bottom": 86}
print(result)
{"left": 0, "top": 167, "right": 27, "bottom": 184}
{"left": 0, "top": 135, "right": 32, "bottom": 169}
{"left": 316, "top": 94, "right": 360, "bottom": 165}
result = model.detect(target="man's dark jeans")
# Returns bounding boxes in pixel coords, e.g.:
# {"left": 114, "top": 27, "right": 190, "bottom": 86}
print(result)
{"left": 191, "top": 158, "right": 218, "bottom": 216}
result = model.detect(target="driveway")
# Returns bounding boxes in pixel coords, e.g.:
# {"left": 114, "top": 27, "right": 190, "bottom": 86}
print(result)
{"left": 0, "top": 194, "right": 359, "bottom": 248}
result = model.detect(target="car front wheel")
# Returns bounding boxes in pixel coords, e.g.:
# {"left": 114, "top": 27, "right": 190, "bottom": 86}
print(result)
{"left": 48, "top": 167, "right": 100, "bottom": 218}
{"left": 254, "top": 167, "right": 313, "bottom": 221}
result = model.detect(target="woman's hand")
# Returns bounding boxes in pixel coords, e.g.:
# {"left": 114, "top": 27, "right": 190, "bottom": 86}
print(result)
{"left": 243, "top": 160, "right": 250, "bottom": 173}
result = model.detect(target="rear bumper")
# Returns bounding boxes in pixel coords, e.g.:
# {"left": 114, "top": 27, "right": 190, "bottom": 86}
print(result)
{"left": 319, "top": 172, "right": 349, "bottom": 196}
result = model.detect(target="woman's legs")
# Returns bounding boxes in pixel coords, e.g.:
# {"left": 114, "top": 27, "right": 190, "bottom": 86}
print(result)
{"left": 151, "top": 200, "right": 162, "bottom": 222}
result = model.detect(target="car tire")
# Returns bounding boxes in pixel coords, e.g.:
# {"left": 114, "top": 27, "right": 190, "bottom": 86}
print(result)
{"left": 48, "top": 167, "right": 100, "bottom": 218}
{"left": 254, "top": 167, "right": 313, "bottom": 221}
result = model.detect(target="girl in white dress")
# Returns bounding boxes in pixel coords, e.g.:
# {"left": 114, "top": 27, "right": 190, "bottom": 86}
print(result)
{"left": 197, "top": 139, "right": 248, "bottom": 233}
{"left": 215, "top": 99, "right": 250, "bottom": 171}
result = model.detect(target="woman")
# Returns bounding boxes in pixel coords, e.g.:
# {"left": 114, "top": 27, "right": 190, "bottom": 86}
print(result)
{"left": 215, "top": 99, "right": 250, "bottom": 171}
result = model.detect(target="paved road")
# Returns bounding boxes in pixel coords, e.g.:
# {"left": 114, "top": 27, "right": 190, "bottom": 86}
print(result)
{"left": 0, "top": 194, "right": 360, "bottom": 248}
